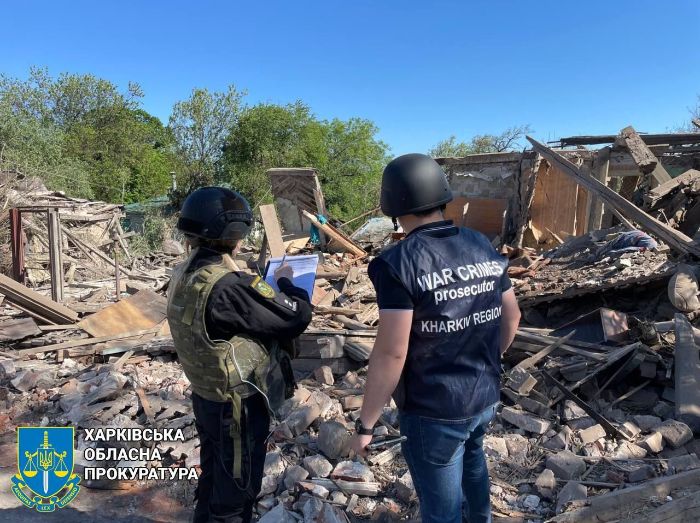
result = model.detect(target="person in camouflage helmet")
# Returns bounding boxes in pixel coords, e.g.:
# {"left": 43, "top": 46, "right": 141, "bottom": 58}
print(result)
{"left": 167, "top": 187, "right": 312, "bottom": 523}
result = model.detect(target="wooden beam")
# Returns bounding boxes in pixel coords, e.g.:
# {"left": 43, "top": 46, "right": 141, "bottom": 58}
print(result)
{"left": 527, "top": 136, "right": 700, "bottom": 257}
{"left": 18, "top": 327, "right": 160, "bottom": 357}
{"left": 616, "top": 126, "right": 670, "bottom": 182}
{"left": 550, "top": 469, "right": 700, "bottom": 523}
{"left": 47, "top": 208, "right": 64, "bottom": 302}
{"left": 513, "top": 331, "right": 575, "bottom": 371}
{"left": 0, "top": 273, "right": 78, "bottom": 325}
{"left": 649, "top": 162, "right": 672, "bottom": 185}
{"left": 559, "top": 131, "right": 700, "bottom": 147}
{"left": 514, "top": 155, "right": 545, "bottom": 247}
{"left": 301, "top": 210, "right": 366, "bottom": 258}
{"left": 259, "top": 204, "right": 286, "bottom": 258}
{"left": 674, "top": 314, "right": 700, "bottom": 432}
{"left": 645, "top": 169, "right": 700, "bottom": 208}
{"left": 586, "top": 147, "right": 610, "bottom": 231}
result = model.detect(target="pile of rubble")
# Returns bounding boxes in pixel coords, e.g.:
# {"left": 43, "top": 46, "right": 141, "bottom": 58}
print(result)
{"left": 4, "top": 130, "right": 700, "bottom": 521}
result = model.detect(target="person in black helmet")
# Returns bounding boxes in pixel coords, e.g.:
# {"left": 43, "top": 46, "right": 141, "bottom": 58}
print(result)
{"left": 167, "top": 187, "right": 312, "bottom": 523}
{"left": 350, "top": 155, "right": 521, "bottom": 523}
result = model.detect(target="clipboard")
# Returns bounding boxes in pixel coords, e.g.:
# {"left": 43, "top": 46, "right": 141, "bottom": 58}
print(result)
{"left": 263, "top": 255, "right": 319, "bottom": 298}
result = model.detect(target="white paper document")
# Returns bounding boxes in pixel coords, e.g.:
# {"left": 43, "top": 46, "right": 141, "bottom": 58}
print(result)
{"left": 264, "top": 255, "right": 319, "bottom": 298}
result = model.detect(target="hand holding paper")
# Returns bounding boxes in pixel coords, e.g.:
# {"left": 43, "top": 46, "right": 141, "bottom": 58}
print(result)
{"left": 274, "top": 263, "right": 293, "bottom": 281}
{"left": 264, "top": 255, "right": 319, "bottom": 298}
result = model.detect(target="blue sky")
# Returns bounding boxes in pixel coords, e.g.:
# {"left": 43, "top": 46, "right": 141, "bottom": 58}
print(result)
{"left": 2, "top": 1, "right": 699, "bottom": 155}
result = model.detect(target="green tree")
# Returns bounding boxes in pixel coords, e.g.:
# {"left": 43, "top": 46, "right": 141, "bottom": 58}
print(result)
{"left": 169, "top": 86, "right": 245, "bottom": 189}
{"left": 0, "top": 68, "right": 178, "bottom": 203}
{"left": 220, "top": 101, "right": 389, "bottom": 222}
{"left": 428, "top": 125, "right": 532, "bottom": 157}
{"left": 222, "top": 101, "right": 322, "bottom": 204}
{"left": 320, "top": 117, "right": 388, "bottom": 219}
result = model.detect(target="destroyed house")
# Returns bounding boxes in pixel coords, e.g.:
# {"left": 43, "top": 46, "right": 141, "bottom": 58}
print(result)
{"left": 435, "top": 129, "right": 700, "bottom": 249}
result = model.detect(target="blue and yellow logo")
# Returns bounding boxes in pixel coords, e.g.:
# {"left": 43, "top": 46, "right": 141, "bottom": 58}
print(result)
{"left": 12, "top": 427, "right": 81, "bottom": 512}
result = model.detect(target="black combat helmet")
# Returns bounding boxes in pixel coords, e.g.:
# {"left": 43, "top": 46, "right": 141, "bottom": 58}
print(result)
{"left": 380, "top": 153, "right": 453, "bottom": 218}
{"left": 177, "top": 186, "right": 253, "bottom": 241}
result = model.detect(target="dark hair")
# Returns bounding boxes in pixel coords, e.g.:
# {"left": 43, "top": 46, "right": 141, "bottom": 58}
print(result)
{"left": 412, "top": 204, "right": 446, "bottom": 217}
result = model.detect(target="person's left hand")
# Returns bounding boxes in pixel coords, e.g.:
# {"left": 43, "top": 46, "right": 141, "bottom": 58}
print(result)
{"left": 349, "top": 432, "right": 372, "bottom": 458}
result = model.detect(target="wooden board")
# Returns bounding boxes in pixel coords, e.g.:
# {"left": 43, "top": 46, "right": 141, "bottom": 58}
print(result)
{"left": 444, "top": 197, "right": 507, "bottom": 239}
{"left": 259, "top": 204, "right": 286, "bottom": 258}
{"left": 529, "top": 164, "right": 582, "bottom": 241}
{"left": 301, "top": 210, "right": 366, "bottom": 257}
{"left": 77, "top": 289, "right": 166, "bottom": 337}
{"left": 0, "top": 273, "right": 79, "bottom": 325}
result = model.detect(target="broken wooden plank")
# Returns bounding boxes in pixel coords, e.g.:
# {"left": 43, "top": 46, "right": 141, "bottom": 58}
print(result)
{"left": 674, "top": 314, "right": 700, "bottom": 432}
{"left": 301, "top": 210, "right": 366, "bottom": 258}
{"left": 18, "top": 327, "right": 160, "bottom": 357}
{"left": 645, "top": 169, "right": 700, "bottom": 207}
{"left": 111, "top": 349, "right": 134, "bottom": 371}
{"left": 314, "top": 306, "right": 364, "bottom": 316}
{"left": 0, "top": 273, "right": 79, "bottom": 325}
{"left": 38, "top": 324, "right": 81, "bottom": 332}
{"left": 527, "top": 137, "right": 700, "bottom": 257}
{"left": 47, "top": 208, "right": 65, "bottom": 302}
{"left": 541, "top": 370, "right": 629, "bottom": 441}
{"left": 335, "top": 315, "right": 374, "bottom": 331}
{"left": 514, "top": 331, "right": 576, "bottom": 370}
{"left": 586, "top": 147, "right": 610, "bottom": 232}
{"left": 135, "top": 386, "right": 155, "bottom": 423}
{"left": 550, "top": 469, "right": 700, "bottom": 523}
{"left": 559, "top": 132, "right": 700, "bottom": 147}
{"left": 259, "top": 204, "right": 286, "bottom": 258}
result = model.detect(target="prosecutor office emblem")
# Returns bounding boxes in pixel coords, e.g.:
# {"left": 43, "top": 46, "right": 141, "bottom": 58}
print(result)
{"left": 251, "top": 276, "right": 276, "bottom": 299}
{"left": 12, "top": 427, "right": 81, "bottom": 512}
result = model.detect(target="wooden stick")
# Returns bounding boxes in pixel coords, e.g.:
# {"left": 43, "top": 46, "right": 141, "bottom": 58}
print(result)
{"left": 301, "top": 210, "right": 366, "bottom": 257}
{"left": 135, "top": 386, "right": 155, "bottom": 423}
{"left": 314, "top": 306, "right": 364, "bottom": 316}
{"left": 18, "top": 327, "right": 160, "bottom": 357}
{"left": 112, "top": 350, "right": 134, "bottom": 370}
{"left": 113, "top": 239, "right": 121, "bottom": 302}
{"left": 514, "top": 331, "right": 576, "bottom": 370}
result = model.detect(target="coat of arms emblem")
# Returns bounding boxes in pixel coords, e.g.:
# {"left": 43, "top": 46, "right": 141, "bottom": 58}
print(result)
{"left": 12, "top": 427, "right": 81, "bottom": 512}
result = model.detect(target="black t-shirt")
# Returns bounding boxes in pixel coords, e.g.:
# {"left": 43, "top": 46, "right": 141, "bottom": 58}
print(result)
{"left": 188, "top": 248, "right": 312, "bottom": 343}
{"left": 367, "top": 220, "right": 512, "bottom": 418}
{"left": 370, "top": 222, "right": 512, "bottom": 310}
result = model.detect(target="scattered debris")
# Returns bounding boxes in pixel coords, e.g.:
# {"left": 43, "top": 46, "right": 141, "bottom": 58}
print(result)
{"left": 4, "top": 127, "right": 700, "bottom": 520}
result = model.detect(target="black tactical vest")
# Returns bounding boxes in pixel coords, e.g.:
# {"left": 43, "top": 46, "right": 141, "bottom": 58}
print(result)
{"left": 372, "top": 223, "right": 507, "bottom": 419}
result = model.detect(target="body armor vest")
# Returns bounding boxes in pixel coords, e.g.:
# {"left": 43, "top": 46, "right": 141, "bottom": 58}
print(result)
{"left": 167, "top": 251, "right": 292, "bottom": 476}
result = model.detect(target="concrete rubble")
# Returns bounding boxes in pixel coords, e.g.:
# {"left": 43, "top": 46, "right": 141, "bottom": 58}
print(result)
{"left": 3, "top": 128, "right": 700, "bottom": 521}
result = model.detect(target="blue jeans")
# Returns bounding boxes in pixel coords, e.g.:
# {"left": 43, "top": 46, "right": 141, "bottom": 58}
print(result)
{"left": 399, "top": 403, "right": 498, "bottom": 523}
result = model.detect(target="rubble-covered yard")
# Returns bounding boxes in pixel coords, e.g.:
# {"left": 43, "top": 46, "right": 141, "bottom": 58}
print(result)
{"left": 3, "top": 128, "right": 700, "bottom": 522}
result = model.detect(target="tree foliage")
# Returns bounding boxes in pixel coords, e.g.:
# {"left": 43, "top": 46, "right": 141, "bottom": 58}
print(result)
{"left": 169, "top": 86, "right": 245, "bottom": 189}
{"left": 0, "top": 68, "right": 178, "bottom": 202}
{"left": 220, "top": 101, "right": 389, "bottom": 221}
{"left": 428, "top": 125, "right": 532, "bottom": 157}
